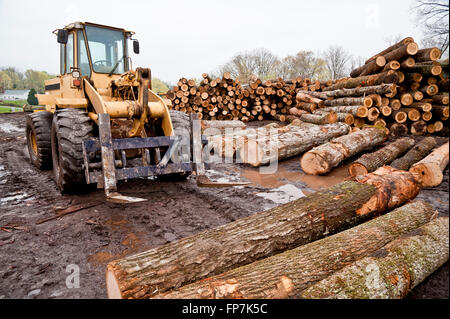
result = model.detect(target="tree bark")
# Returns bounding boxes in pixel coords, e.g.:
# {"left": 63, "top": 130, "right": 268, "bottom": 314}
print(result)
{"left": 410, "top": 142, "right": 449, "bottom": 187}
{"left": 391, "top": 137, "right": 437, "bottom": 171}
{"left": 349, "top": 137, "right": 415, "bottom": 176}
{"left": 300, "top": 216, "right": 448, "bottom": 299}
{"left": 410, "top": 63, "right": 443, "bottom": 76}
{"left": 300, "top": 127, "right": 388, "bottom": 175}
{"left": 154, "top": 199, "right": 431, "bottom": 299}
{"left": 238, "top": 122, "right": 350, "bottom": 167}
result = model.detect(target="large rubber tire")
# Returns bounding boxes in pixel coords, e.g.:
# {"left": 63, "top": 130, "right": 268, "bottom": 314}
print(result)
{"left": 51, "top": 109, "right": 94, "bottom": 193}
{"left": 158, "top": 110, "right": 192, "bottom": 181}
{"left": 26, "top": 111, "right": 53, "bottom": 170}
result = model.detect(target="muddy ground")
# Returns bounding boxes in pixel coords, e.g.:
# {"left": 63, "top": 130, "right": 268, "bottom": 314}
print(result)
{"left": 0, "top": 112, "right": 448, "bottom": 299}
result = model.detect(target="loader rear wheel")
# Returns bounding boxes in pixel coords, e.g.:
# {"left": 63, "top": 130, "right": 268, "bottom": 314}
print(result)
{"left": 26, "top": 111, "right": 53, "bottom": 170}
{"left": 158, "top": 110, "right": 192, "bottom": 181}
{"left": 51, "top": 109, "right": 94, "bottom": 193}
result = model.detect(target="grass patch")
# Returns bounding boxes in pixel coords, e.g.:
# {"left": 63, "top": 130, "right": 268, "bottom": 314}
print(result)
{"left": 0, "top": 106, "right": 12, "bottom": 113}
{"left": 0, "top": 99, "right": 27, "bottom": 107}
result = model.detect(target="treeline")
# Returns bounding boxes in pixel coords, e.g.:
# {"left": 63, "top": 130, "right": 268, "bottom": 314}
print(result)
{"left": 0, "top": 67, "right": 54, "bottom": 93}
{"left": 209, "top": 46, "right": 364, "bottom": 85}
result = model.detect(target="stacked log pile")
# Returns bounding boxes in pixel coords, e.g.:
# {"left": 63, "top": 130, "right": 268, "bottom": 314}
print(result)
{"left": 319, "top": 38, "right": 449, "bottom": 136}
{"left": 166, "top": 73, "right": 330, "bottom": 122}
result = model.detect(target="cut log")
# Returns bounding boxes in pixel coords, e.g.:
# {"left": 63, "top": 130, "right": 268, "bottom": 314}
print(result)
{"left": 382, "top": 43, "right": 419, "bottom": 63}
{"left": 432, "top": 94, "right": 449, "bottom": 105}
{"left": 324, "top": 97, "right": 372, "bottom": 107}
{"left": 414, "top": 47, "right": 441, "bottom": 63}
{"left": 402, "top": 108, "right": 421, "bottom": 121}
{"left": 322, "top": 71, "right": 399, "bottom": 91}
{"left": 432, "top": 104, "right": 449, "bottom": 118}
{"left": 350, "top": 56, "right": 386, "bottom": 78}
{"left": 390, "top": 99, "right": 401, "bottom": 110}
{"left": 154, "top": 199, "right": 431, "bottom": 299}
{"left": 410, "top": 142, "right": 449, "bottom": 187}
{"left": 365, "top": 37, "right": 414, "bottom": 64}
{"left": 389, "top": 123, "right": 409, "bottom": 136}
{"left": 434, "top": 120, "right": 444, "bottom": 132}
{"left": 410, "top": 120, "right": 427, "bottom": 136}
{"left": 322, "top": 84, "right": 394, "bottom": 98}
{"left": 296, "top": 92, "right": 325, "bottom": 107}
{"left": 400, "top": 93, "right": 413, "bottom": 106}
{"left": 300, "top": 127, "right": 388, "bottom": 175}
{"left": 299, "top": 112, "right": 337, "bottom": 125}
{"left": 239, "top": 122, "right": 350, "bottom": 167}
{"left": 201, "top": 120, "right": 246, "bottom": 132}
{"left": 381, "top": 106, "right": 392, "bottom": 116}
{"left": 296, "top": 102, "right": 317, "bottom": 113}
{"left": 297, "top": 90, "right": 329, "bottom": 100}
{"left": 422, "top": 111, "right": 433, "bottom": 122}
{"left": 392, "top": 110, "right": 407, "bottom": 123}
{"left": 391, "top": 136, "right": 437, "bottom": 170}
{"left": 410, "top": 102, "right": 432, "bottom": 112}
{"left": 421, "top": 84, "right": 439, "bottom": 96}
{"left": 382, "top": 60, "right": 401, "bottom": 72}
{"left": 410, "top": 63, "right": 443, "bottom": 76}
{"left": 367, "top": 107, "right": 380, "bottom": 121}
{"left": 300, "top": 216, "right": 449, "bottom": 299}
{"left": 401, "top": 57, "right": 416, "bottom": 68}
{"left": 319, "top": 105, "right": 368, "bottom": 118}
{"left": 349, "top": 137, "right": 415, "bottom": 176}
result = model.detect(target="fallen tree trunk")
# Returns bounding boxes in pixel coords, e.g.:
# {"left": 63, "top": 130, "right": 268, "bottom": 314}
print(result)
{"left": 410, "top": 142, "right": 449, "bottom": 187}
{"left": 154, "top": 199, "right": 431, "bottom": 299}
{"left": 391, "top": 136, "right": 437, "bottom": 171}
{"left": 300, "top": 127, "right": 388, "bottom": 175}
{"left": 106, "top": 168, "right": 420, "bottom": 299}
{"left": 349, "top": 137, "right": 415, "bottom": 176}
{"left": 300, "top": 216, "right": 449, "bottom": 299}
{"left": 239, "top": 122, "right": 350, "bottom": 167}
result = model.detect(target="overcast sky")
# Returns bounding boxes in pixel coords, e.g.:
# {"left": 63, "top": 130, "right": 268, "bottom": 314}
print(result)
{"left": 0, "top": 0, "right": 424, "bottom": 84}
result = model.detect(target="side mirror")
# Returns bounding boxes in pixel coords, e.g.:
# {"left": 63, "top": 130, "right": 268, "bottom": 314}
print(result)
{"left": 57, "top": 29, "right": 68, "bottom": 44}
{"left": 133, "top": 40, "right": 140, "bottom": 54}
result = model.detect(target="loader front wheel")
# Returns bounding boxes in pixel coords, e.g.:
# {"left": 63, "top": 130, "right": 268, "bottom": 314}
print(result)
{"left": 26, "top": 111, "right": 53, "bottom": 170}
{"left": 51, "top": 109, "right": 94, "bottom": 193}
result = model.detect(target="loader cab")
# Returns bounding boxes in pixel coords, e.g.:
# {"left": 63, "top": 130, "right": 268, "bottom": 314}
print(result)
{"left": 56, "top": 22, "right": 137, "bottom": 89}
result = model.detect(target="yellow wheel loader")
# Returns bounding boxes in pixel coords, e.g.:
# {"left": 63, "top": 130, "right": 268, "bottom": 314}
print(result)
{"left": 25, "top": 22, "right": 246, "bottom": 203}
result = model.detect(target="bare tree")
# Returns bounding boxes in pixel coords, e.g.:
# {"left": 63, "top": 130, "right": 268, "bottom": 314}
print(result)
{"left": 385, "top": 34, "right": 405, "bottom": 46}
{"left": 349, "top": 56, "right": 367, "bottom": 73}
{"left": 323, "top": 46, "right": 352, "bottom": 80}
{"left": 414, "top": 0, "right": 449, "bottom": 55}
{"left": 275, "top": 51, "right": 328, "bottom": 80}
{"left": 218, "top": 48, "right": 279, "bottom": 83}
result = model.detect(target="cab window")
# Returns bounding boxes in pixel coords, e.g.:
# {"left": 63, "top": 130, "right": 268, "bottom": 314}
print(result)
{"left": 78, "top": 31, "right": 91, "bottom": 77}
{"left": 65, "top": 33, "right": 74, "bottom": 74}
{"left": 60, "top": 44, "right": 65, "bottom": 75}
